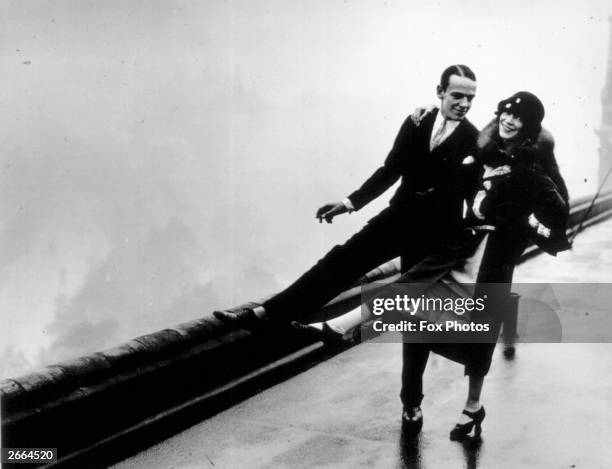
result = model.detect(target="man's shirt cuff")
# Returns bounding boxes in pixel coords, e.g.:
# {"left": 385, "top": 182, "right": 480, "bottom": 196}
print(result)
{"left": 342, "top": 197, "right": 355, "bottom": 213}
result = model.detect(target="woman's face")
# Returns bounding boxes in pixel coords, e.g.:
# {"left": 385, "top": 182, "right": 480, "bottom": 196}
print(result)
{"left": 498, "top": 112, "right": 523, "bottom": 140}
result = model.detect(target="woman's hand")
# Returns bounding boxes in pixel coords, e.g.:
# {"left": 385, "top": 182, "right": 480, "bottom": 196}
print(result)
{"left": 409, "top": 105, "right": 437, "bottom": 126}
{"left": 482, "top": 164, "right": 512, "bottom": 180}
{"left": 528, "top": 213, "right": 551, "bottom": 238}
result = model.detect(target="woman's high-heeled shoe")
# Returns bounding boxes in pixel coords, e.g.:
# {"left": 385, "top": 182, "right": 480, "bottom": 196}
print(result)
{"left": 449, "top": 405, "right": 485, "bottom": 440}
{"left": 291, "top": 321, "right": 345, "bottom": 344}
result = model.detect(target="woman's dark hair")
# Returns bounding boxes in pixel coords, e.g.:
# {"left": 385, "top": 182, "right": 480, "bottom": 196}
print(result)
{"left": 496, "top": 91, "right": 545, "bottom": 141}
{"left": 439, "top": 64, "right": 476, "bottom": 90}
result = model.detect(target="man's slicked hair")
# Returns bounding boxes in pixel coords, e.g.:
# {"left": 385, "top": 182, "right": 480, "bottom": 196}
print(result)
{"left": 439, "top": 64, "right": 476, "bottom": 90}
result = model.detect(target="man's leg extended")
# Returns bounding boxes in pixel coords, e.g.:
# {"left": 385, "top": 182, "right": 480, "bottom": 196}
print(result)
{"left": 262, "top": 211, "right": 403, "bottom": 322}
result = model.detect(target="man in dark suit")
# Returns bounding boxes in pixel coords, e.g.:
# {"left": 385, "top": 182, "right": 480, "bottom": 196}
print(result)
{"left": 215, "top": 64, "right": 479, "bottom": 426}
{"left": 215, "top": 64, "right": 479, "bottom": 327}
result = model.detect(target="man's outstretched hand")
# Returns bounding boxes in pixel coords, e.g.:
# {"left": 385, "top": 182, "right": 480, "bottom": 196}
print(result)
{"left": 316, "top": 202, "right": 348, "bottom": 223}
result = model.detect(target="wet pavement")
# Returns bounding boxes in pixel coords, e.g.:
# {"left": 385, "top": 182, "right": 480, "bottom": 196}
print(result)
{"left": 114, "top": 221, "right": 612, "bottom": 468}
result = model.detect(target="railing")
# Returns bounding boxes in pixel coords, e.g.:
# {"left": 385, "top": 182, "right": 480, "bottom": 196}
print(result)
{"left": 2, "top": 191, "right": 612, "bottom": 468}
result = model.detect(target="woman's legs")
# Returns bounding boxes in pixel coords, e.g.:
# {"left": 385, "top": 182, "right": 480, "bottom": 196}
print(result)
{"left": 290, "top": 310, "right": 363, "bottom": 343}
{"left": 458, "top": 374, "right": 485, "bottom": 424}
{"left": 467, "top": 374, "right": 484, "bottom": 406}
{"left": 305, "top": 309, "right": 363, "bottom": 336}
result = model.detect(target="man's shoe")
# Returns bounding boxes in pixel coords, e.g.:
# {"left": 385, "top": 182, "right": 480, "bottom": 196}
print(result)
{"left": 401, "top": 406, "right": 423, "bottom": 435}
{"left": 213, "top": 307, "right": 263, "bottom": 330}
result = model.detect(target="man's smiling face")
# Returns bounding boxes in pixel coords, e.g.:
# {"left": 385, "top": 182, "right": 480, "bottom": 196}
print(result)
{"left": 437, "top": 75, "right": 477, "bottom": 121}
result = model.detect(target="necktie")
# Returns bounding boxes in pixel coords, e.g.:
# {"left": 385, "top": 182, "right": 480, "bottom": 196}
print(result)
{"left": 430, "top": 119, "right": 447, "bottom": 151}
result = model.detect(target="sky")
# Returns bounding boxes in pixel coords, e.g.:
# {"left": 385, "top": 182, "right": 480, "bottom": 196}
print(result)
{"left": 1, "top": 0, "right": 610, "bottom": 379}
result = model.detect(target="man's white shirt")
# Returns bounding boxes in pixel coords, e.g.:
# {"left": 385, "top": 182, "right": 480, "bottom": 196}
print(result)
{"left": 430, "top": 110, "right": 460, "bottom": 151}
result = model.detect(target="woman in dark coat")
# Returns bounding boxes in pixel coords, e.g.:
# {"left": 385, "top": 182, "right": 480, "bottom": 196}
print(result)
{"left": 295, "top": 91, "right": 571, "bottom": 439}
{"left": 398, "top": 91, "right": 570, "bottom": 439}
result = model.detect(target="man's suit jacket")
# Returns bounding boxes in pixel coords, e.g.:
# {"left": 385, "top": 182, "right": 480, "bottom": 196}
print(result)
{"left": 347, "top": 109, "right": 479, "bottom": 232}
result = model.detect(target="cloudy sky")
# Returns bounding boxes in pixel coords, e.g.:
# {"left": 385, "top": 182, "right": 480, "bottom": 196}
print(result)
{"left": 1, "top": 0, "right": 610, "bottom": 378}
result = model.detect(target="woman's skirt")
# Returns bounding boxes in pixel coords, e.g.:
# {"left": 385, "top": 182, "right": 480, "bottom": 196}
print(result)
{"left": 398, "top": 229, "right": 507, "bottom": 376}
